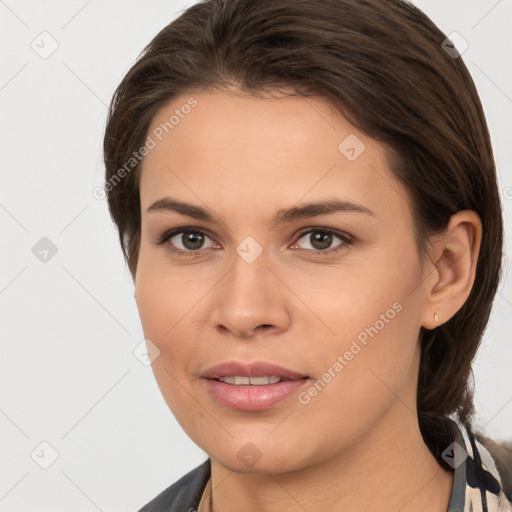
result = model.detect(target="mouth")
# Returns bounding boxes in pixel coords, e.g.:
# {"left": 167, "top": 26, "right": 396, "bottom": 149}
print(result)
{"left": 214, "top": 375, "right": 294, "bottom": 385}
{"left": 201, "top": 360, "right": 310, "bottom": 410}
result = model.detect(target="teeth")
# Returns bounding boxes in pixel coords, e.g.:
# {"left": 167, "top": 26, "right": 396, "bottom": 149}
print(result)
{"left": 218, "top": 376, "right": 282, "bottom": 385}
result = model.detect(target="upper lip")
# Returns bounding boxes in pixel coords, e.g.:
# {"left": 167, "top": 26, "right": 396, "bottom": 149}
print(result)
{"left": 201, "top": 360, "right": 308, "bottom": 380}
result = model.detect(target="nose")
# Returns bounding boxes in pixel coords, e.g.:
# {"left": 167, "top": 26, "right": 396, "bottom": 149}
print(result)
{"left": 212, "top": 251, "right": 291, "bottom": 339}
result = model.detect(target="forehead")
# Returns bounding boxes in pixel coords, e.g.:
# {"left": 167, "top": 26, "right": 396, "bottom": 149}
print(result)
{"left": 139, "top": 90, "right": 412, "bottom": 224}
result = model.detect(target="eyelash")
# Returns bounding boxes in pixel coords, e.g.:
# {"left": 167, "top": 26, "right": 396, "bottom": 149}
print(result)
{"left": 155, "top": 227, "right": 353, "bottom": 257}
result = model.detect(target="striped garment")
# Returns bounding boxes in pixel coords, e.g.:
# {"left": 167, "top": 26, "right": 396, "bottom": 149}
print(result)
{"left": 446, "top": 416, "right": 512, "bottom": 511}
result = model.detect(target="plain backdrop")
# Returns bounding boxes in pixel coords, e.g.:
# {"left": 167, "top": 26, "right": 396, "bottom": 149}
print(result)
{"left": 1, "top": 0, "right": 511, "bottom": 510}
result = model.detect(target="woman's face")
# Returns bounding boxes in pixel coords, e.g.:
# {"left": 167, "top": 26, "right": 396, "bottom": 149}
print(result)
{"left": 135, "top": 89, "right": 432, "bottom": 473}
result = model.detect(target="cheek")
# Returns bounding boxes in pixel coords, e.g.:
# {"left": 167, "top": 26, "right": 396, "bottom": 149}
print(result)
{"left": 134, "top": 248, "right": 218, "bottom": 388}
{"left": 135, "top": 244, "right": 208, "bottom": 341}
{"left": 292, "top": 244, "right": 424, "bottom": 408}
{"left": 134, "top": 261, "right": 206, "bottom": 428}
{"left": 288, "top": 237, "right": 422, "bottom": 348}
{"left": 291, "top": 302, "right": 422, "bottom": 461}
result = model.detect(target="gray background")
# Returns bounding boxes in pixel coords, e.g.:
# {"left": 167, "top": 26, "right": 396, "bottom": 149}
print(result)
{"left": 1, "top": 0, "right": 511, "bottom": 510}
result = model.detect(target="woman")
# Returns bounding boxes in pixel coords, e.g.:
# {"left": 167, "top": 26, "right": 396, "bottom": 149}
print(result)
{"left": 103, "top": 0, "right": 512, "bottom": 510}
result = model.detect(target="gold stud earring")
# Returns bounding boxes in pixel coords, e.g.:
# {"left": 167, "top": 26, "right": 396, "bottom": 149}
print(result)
{"left": 434, "top": 312, "right": 439, "bottom": 323}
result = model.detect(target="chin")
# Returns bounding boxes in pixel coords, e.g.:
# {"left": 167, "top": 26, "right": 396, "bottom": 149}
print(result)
{"left": 202, "top": 434, "right": 317, "bottom": 476}
{"left": 210, "top": 451, "right": 307, "bottom": 475}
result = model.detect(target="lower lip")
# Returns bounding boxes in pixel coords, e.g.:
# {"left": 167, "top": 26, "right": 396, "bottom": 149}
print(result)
{"left": 204, "top": 378, "right": 309, "bottom": 410}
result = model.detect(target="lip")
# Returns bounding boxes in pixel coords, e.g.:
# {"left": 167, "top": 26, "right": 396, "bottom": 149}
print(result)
{"left": 205, "top": 378, "right": 309, "bottom": 410}
{"left": 201, "top": 360, "right": 308, "bottom": 380}
{"left": 201, "top": 360, "right": 310, "bottom": 411}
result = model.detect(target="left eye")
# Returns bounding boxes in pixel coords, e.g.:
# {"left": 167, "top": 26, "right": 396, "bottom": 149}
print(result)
{"left": 291, "top": 229, "right": 351, "bottom": 252}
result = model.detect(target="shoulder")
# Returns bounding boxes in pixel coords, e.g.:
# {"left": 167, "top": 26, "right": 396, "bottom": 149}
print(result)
{"left": 137, "top": 458, "right": 211, "bottom": 512}
{"left": 474, "top": 431, "right": 512, "bottom": 502}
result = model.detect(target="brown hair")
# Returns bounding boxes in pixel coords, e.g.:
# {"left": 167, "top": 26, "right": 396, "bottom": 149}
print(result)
{"left": 103, "top": 0, "right": 503, "bottom": 465}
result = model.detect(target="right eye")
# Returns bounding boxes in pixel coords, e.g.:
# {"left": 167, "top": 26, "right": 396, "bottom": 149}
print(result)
{"left": 156, "top": 228, "right": 220, "bottom": 256}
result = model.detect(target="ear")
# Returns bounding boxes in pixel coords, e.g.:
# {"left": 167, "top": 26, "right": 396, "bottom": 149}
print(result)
{"left": 420, "top": 210, "right": 482, "bottom": 330}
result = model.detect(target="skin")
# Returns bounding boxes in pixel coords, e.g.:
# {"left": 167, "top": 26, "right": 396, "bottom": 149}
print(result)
{"left": 134, "top": 88, "right": 482, "bottom": 512}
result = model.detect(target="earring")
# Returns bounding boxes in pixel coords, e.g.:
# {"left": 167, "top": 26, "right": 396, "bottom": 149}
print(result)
{"left": 434, "top": 312, "right": 439, "bottom": 323}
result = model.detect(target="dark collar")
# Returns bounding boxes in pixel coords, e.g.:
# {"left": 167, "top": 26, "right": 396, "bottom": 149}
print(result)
{"left": 137, "top": 458, "right": 211, "bottom": 512}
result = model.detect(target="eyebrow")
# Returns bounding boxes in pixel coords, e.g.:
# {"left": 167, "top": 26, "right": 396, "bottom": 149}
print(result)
{"left": 146, "top": 197, "right": 376, "bottom": 225}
